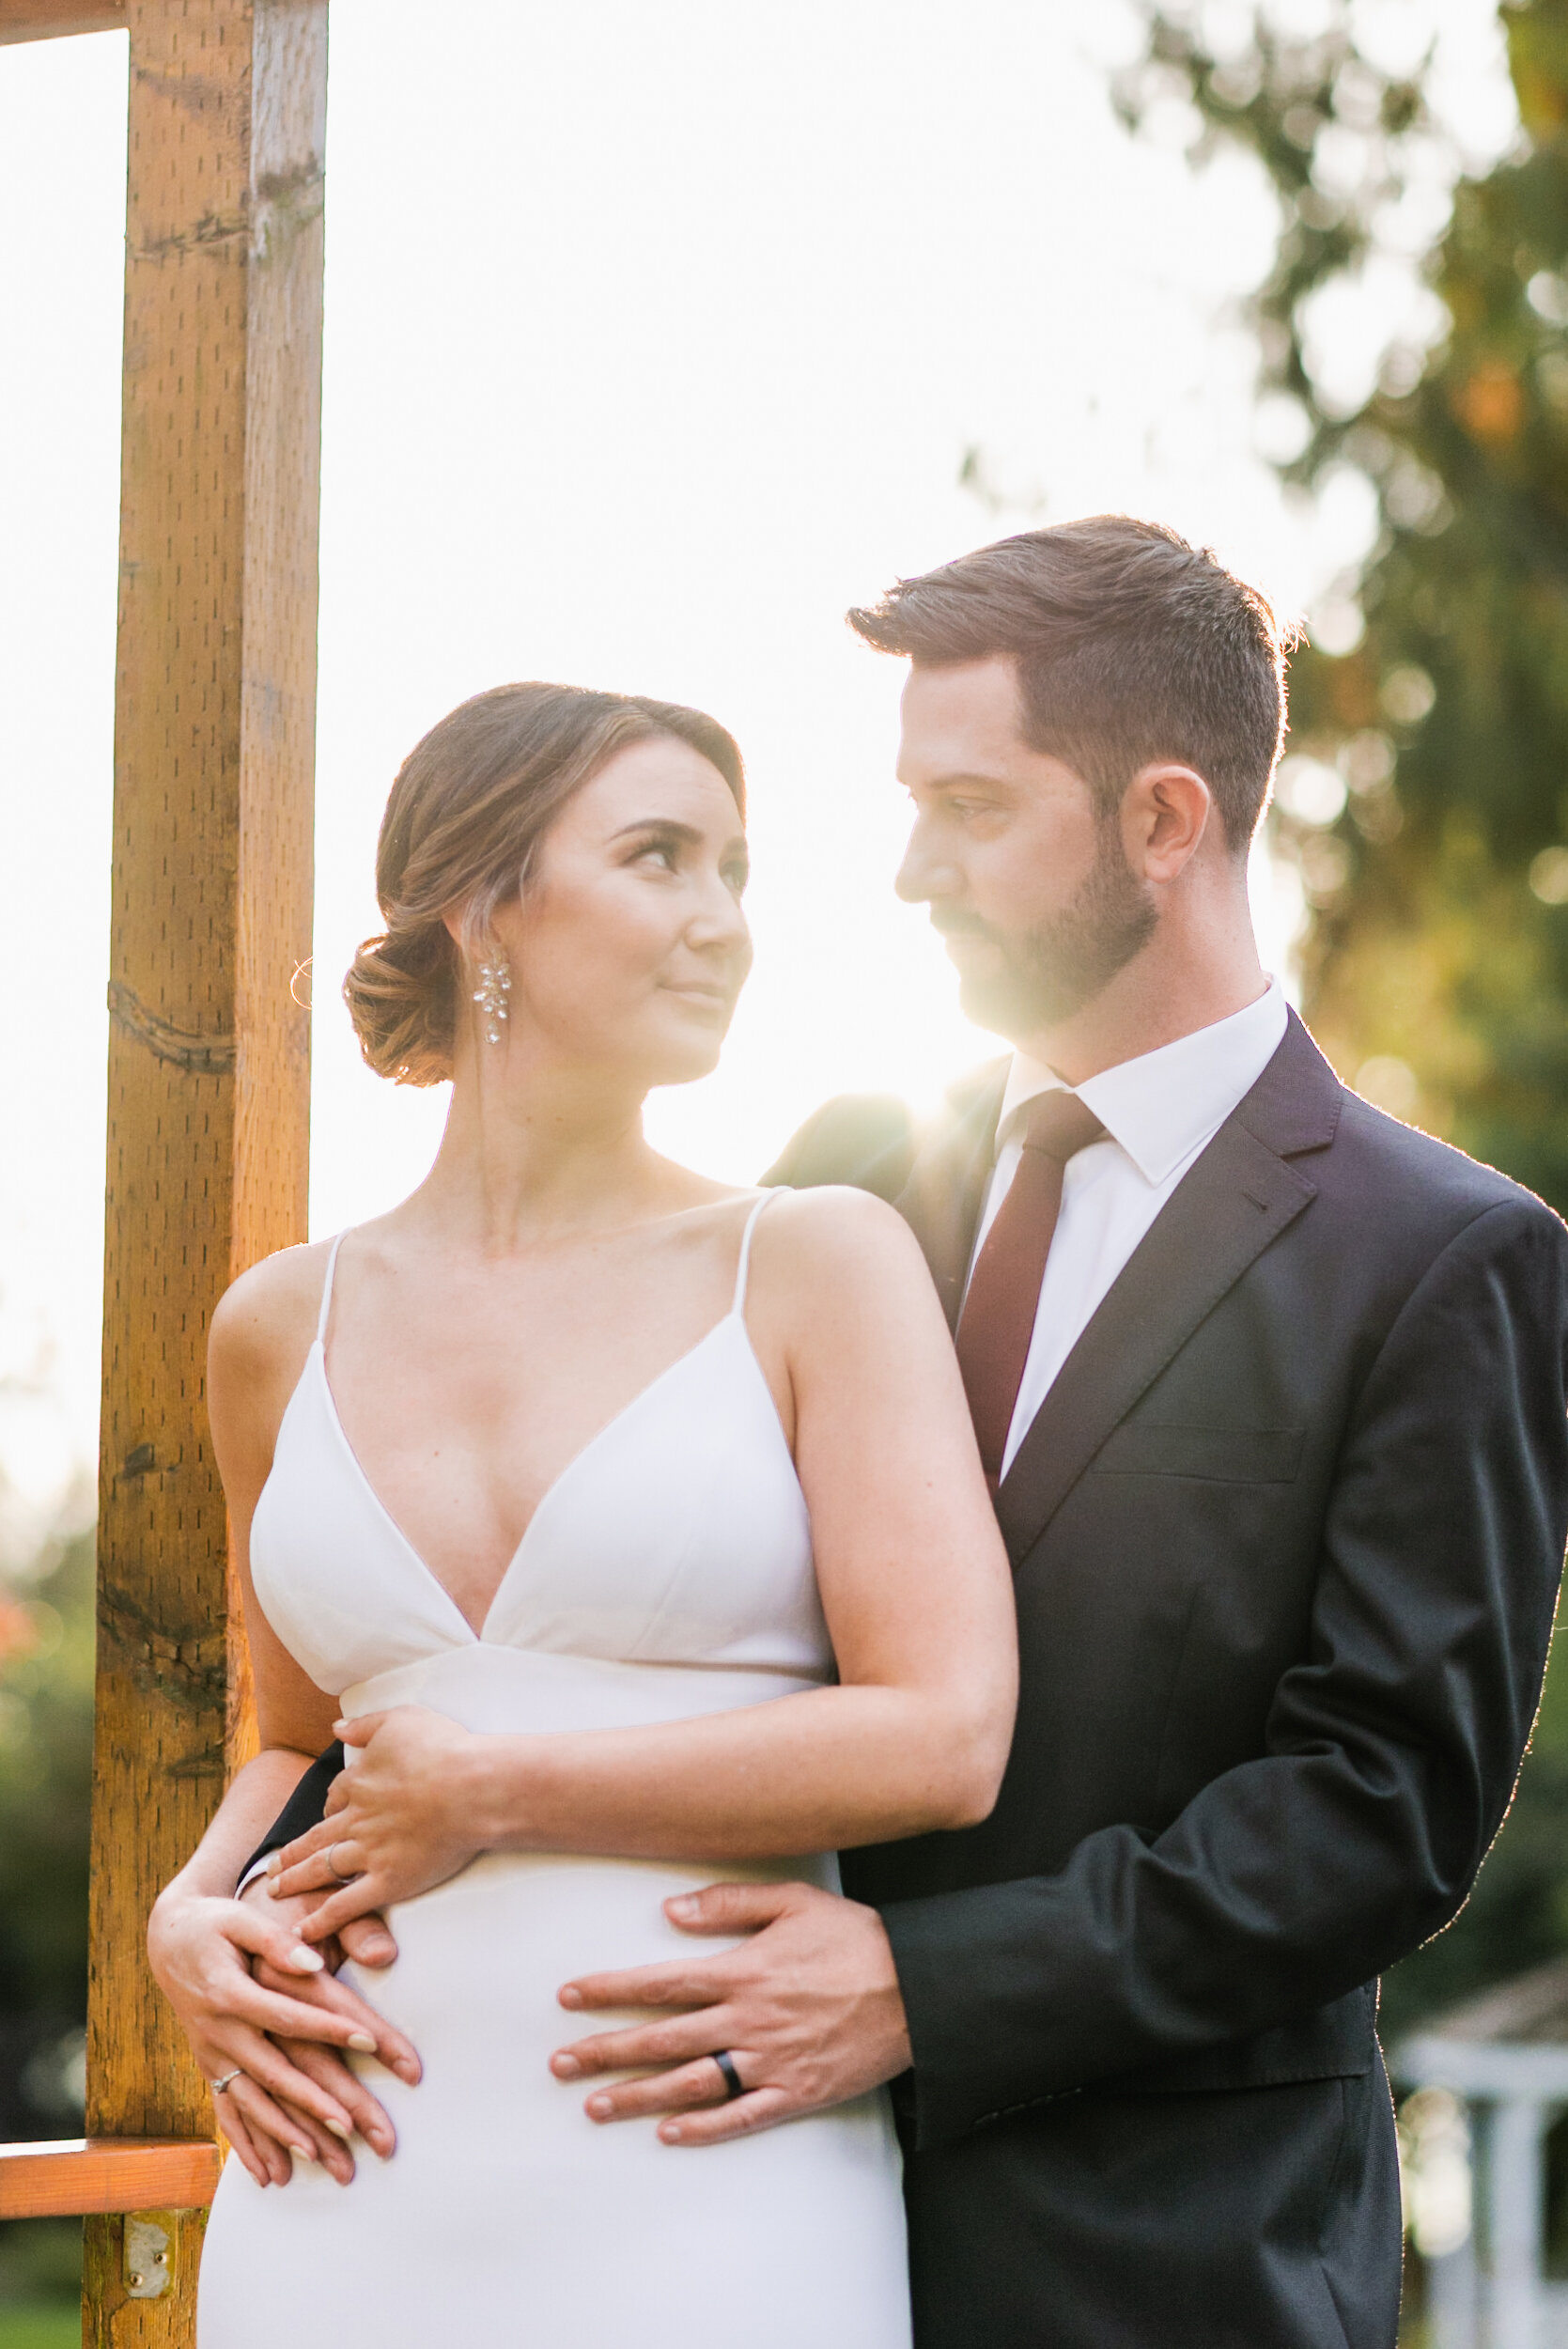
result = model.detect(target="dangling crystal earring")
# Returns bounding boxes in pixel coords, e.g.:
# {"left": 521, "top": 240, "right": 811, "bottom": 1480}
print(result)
{"left": 473, "top": 957, "right": 512, "bottom": 1045}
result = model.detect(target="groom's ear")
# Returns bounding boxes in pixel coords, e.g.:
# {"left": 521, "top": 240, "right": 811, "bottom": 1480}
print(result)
{"left": 1122, "top": 763, "right": 1215, "bottom": 886}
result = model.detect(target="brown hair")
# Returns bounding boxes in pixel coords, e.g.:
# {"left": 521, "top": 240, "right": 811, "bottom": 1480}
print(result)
{"left": 847, "top": 517, "right": 1287, "bottom": 852}
{"left": 345, "top": 682, "right": 746, "bottom": 1085}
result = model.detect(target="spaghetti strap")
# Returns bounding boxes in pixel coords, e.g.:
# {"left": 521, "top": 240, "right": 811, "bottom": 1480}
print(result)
{"left": 316, "top": 1232, "right": 348, "bottom": 1348}
{"left": 732, "top": 1191, "right": 779, "bottom": 1318}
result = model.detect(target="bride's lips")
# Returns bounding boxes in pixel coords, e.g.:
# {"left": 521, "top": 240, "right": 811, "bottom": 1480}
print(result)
{"left": 660, "top": 981, "right": 733, "bottom": 1014}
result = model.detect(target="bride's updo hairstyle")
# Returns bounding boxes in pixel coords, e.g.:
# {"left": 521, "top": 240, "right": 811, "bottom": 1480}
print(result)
{"left": 345, "top": 682, "right": 746, "bottom": 1086}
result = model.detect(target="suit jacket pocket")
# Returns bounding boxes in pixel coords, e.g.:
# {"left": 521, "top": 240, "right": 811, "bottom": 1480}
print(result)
{"left": 1093, "top": 1422, "right": 1305, "bottom": 1483}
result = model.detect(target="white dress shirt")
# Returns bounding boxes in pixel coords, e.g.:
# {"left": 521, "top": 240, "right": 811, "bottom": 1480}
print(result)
{"left": 972, "top": 980, "right": 1290, "bottom": 1479}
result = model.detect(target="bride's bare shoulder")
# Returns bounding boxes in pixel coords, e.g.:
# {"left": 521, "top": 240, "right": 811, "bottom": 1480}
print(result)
{"left": 209, "top": 1238, "right": 334, "bottom": 1385}
{"left": 750, "top": 1183, "right": 933, "bottom": 1302}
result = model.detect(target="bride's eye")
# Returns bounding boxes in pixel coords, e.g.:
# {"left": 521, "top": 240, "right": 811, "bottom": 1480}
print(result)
{"left": 629, "top": 835, "right": 680, "bottom": 873}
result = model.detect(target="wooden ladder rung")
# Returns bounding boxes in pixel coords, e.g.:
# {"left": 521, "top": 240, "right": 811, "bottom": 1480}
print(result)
{"left": 0, "top": 2, "right": 127, "bottom": 43}
{"left": 0, "top": 2138, "right": 222, "bottom": 2217}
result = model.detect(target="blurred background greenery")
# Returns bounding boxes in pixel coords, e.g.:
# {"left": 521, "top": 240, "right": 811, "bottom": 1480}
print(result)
{"left": 1119, "top": 0, "right": 1568, "bottom": 2041}
{"left": 0, "top": 1480, "right": 91, "bottom": 2339}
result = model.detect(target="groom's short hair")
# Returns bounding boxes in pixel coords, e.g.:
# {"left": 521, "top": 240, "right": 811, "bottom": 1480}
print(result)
{"left": 847, "top": 517, "right": 1287, "bottom": 853}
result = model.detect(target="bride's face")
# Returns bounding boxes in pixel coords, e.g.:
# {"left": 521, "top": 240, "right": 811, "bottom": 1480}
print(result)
{"left": 488, "top": 735, "right": 753, "bottom": 1089}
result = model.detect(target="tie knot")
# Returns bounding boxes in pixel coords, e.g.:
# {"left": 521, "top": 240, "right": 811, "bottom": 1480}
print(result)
{"left": 1017, "top": 1091, "right": 1105, "bottom": 1164}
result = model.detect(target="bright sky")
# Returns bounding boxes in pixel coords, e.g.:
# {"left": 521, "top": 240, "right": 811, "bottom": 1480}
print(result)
{"left": 0, "top": 0, "right": 1516, "bottom": 1526}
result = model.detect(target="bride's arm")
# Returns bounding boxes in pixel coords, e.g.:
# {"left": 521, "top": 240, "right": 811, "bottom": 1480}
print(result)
{"left": 272, "top": 1190, "right": 1017, "bottom": 1932}
{"left": 147, "top": 1252, "right": 420, "bottom": 2183}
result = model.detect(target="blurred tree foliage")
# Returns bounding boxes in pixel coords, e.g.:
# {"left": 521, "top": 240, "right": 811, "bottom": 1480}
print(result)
{"left": 0, "top": 1512, "right": 92, "bottom": 2140}
{"left": 1121, "top": 0, "right": 1568, "bottom": 2031}
{"left": 0, "top": 1497, "right": 93, "bottom": 2326}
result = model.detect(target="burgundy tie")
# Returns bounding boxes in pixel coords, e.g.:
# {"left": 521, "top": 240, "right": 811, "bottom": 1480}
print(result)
{"left": 956, "top": 1091, "right": 1106, "bottom": 1487}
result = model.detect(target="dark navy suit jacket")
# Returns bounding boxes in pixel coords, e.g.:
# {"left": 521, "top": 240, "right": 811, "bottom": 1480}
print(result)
{"left": 768, "top": 1012, "right": 1568, "bottom": 2349}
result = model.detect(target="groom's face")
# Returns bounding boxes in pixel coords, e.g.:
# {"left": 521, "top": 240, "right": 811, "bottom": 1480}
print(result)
{"left": 894, "top": 654, "right": 1156, "bottom": 1043}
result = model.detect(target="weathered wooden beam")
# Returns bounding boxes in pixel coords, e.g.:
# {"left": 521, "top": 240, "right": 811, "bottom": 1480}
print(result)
{"left": 83, "top": 1, "right": 326, "bottom": 2337}
{"left": 0, "top": 0, "right": 125, "bottom": 42}
{"left": 0, "top": 2139, "right": 220, "bottom": 2219}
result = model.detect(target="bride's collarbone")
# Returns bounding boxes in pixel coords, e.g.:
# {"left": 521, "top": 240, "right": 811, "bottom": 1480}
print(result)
{"left": 320, "top": 1214, "right": 790, "bottom": 1601}
{"left": 333, "top": 1201, "right": 772, "bottom": 1415}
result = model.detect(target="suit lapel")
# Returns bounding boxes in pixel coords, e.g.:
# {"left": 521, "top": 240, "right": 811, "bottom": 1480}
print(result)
{"left": 894, "top": 1062, "right": 1007, "bottom": 1331}
{"left": 994, "top": 1013, "right": 1343, "bottom": 1563}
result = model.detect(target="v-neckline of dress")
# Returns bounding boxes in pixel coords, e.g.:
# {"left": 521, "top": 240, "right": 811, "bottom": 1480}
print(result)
{"left": 311, "top": 1315, "right": 750, "bottom": 1643}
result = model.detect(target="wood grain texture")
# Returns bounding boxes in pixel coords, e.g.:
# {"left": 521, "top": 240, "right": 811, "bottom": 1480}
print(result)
{"left": 0, "top": 0, "right": 125, "bottom": 43}
{"left": 0, "top": 2139, "right": 220, "bottom": 2218}
{"left": 84, "top": 2, "right": 326, "bottom": 2338}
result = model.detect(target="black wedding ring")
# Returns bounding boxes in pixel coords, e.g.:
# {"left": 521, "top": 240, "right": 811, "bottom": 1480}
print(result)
{"left": 712, "top": 2049, "right": 744, "bottom": 2102}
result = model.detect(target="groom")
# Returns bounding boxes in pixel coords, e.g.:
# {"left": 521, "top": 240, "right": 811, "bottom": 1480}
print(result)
{"left": 540, "top": 519, "right": 1568, "bottom": 2345}
{"left": 249, "top": 520, "right": 1568, "bottom": 2347}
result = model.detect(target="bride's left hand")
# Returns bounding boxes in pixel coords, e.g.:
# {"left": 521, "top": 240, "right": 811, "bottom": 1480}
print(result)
{"left": 267, "top": 1707, "right": 488, "bottom": 1938}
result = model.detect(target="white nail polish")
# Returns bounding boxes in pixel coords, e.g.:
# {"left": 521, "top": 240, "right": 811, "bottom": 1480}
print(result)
{"left": 323, "top": 2117, "right": 351, "bottom": 2140}
{"left": 287, "top": 1944, "right": 325, "bottom": 1973}
{"left": 347, "top": 2031, "right": 376, "bottom": 2054}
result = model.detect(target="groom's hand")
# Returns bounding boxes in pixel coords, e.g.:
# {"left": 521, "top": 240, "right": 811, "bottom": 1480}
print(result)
{"left": 550, "top": 1880, "right": 910, "bottom": 2145}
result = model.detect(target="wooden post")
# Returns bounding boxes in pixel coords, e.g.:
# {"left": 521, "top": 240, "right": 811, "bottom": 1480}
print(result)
{"left": 0, "top": 0, "right": 323, "bottom": 2316}
{"left": 73, "top": 2, "right": 325, "bottom": 2339}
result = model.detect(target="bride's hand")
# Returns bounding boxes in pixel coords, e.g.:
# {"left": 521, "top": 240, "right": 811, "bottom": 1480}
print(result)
{"left": 268, "top": 1706, "right": 489, "bottom": 1937}
{"left": 147, "top": 1879, "right": 420, "bottom": 2186}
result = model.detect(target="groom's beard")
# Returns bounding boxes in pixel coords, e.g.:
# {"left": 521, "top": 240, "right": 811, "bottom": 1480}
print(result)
{"left": 939, "top": 823, "right": 1158, "bottom": 1036}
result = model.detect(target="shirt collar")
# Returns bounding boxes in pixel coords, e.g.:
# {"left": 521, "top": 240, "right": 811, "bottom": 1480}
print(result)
{"left": 996, "top": 979, "right": 1289, "bottom": 1186}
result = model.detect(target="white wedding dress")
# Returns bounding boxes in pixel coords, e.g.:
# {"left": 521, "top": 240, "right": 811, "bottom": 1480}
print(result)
{"left": 196, "top": 1196, "right": 912, "bottom": 2346}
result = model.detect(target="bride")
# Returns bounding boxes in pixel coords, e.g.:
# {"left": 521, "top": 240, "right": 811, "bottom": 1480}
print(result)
{"left": 150, "top": 681, "right": 1016, "bottom": 2347}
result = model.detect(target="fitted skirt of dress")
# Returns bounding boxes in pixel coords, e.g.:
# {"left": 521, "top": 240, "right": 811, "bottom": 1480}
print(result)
{"left": 196, "top": 1650, "right": 912, "bottom": 2349}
